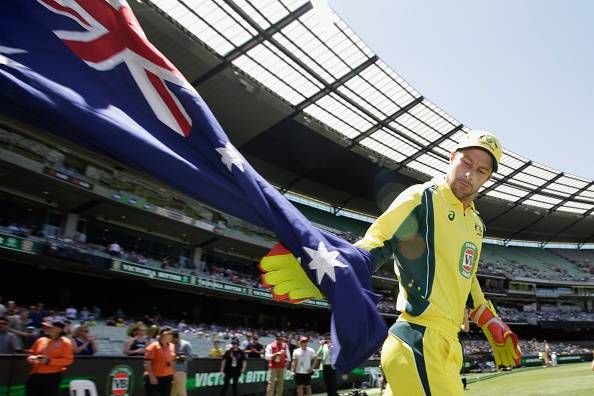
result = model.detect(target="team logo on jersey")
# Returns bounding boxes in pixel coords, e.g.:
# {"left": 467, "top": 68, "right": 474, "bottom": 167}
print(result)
{"left": 107, "top": 365, "right": 134, "bottom": 396}
{"left": 474, "top": 223, "right": 483, "bottom": 237}
{"left": 458, "top": 242, "right": 478, "bottom": 279}
{"left": 448, "top": 210, "right": 455, "bottom": 221}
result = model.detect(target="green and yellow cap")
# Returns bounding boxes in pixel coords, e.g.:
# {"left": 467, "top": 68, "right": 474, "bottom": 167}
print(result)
{"left": 456, "top": 130, "right": 502, "bottom": 172}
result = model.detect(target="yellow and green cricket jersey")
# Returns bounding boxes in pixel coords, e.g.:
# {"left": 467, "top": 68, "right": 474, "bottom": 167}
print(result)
{"left": 355, "top": 177, "right": 487, "bottom": 337}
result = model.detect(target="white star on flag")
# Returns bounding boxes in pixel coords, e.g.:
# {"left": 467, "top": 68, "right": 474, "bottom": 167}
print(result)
{"left": 304, "top": 241, "right": 347, "bottom": 284}
{"left": 216, "top": 142, "right": 245, "bottom": 172}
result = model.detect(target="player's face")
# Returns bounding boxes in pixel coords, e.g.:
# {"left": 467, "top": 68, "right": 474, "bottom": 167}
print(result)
{"left": 447, "top": 148, "right": 493, "bottom": 204}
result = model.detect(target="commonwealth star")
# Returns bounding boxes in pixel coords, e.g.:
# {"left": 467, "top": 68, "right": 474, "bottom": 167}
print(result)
{"left": 304, "top": 241, "right": 347, "bottom": 284}
{"left": 216, "top": 142, "right": 245, "bottom": 172}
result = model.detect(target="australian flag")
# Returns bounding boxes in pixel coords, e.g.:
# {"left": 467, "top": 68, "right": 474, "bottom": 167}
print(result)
{"left": 0, "top": 0, "right": 387, "bottom": 371}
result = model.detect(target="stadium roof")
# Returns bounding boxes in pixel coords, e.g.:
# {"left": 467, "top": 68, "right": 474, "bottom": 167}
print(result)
{"left": 131, "top": 0, "right": 594, "bottom": 244}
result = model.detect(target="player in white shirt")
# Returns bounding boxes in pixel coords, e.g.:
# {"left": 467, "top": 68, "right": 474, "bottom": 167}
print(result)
{"left": 291, "top": 336, "right": 317, "bottom": 396}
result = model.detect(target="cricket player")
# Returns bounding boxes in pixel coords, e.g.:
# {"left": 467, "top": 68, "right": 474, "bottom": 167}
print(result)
{"left": 260, "top": 131, "right": 521, "bottom": 395}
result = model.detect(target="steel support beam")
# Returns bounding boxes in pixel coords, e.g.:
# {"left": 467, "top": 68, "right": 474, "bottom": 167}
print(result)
{"left": 540, "top": 212, "right": 592, "bottom": 247}
{"left": 222, "top": 0, "right": 430, "bottom": 156}
{"left": 547, "top": 181, "right": 594, "bottom": 212}
{"left": 349, "top": 96, "right": 424, "bottom": 146}
{"left": 477, "top": 161, "right": 532, "bottom": 200}
{"left": 394, "top": 124, "right": 463, "bottom": 171}
{"left": 278, "top": 170, "right": 314, "bottom": 194}
{"left": 503, "top": 216, "right": 547, "bottom": 245}
{"left": 192, "top": 2, "right": 312, "bottom": 86}
{"left": 72, "top": 200, "right": 102, "bottom": 215}
{"left": 238, "top": 55, "right": 378, "bottom": 150}
{"left": 486, "top": 173, "right": 564, "bottom": 225}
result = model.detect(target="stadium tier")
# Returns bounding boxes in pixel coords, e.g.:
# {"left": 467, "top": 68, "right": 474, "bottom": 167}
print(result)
{"left": 1, "top": 1, "right": 594, "bottom": 395}
{"left": 0, "top": 126, "right": 593, "bottom": 329}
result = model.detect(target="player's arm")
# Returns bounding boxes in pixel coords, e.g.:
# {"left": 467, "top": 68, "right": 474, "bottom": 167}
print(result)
{"left": 219, "top": 351, "right": 227, "bottom": 373}
{"left": 354, "top": 184, "right": 423, "bottom": 272}
{"left": 259, "top": 185, "right": 422, "bottom": 302}
{"left": 291, "top": 351, "right": 297, "bottom": 373}
{"left": 467, "top": 276, "right": 522, "bottom": 367}
{"left": 264, "top": 344, "right": 273, "bottom": 361}
{"left": 144, "top": 344, "right": 158, "bottom": 384}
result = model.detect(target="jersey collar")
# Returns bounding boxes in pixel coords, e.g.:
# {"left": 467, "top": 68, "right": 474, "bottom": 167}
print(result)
{"left": 433, "top": 176, "right": 479, "bottom": 213}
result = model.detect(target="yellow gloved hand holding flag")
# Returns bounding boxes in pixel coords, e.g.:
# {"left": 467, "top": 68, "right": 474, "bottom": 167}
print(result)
{"left": 259, "top": 243, "right": 323, "bottom": 303}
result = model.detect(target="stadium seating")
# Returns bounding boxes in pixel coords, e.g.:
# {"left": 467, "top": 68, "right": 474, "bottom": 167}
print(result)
{"left": 88, "top": 322, "right": 323, "bottom": 357}
{"left": 481, "top": 244, "right": 593, "bottom": 281}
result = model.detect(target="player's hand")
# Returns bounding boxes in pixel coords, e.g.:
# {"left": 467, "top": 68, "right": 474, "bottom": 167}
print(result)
{"left": 470, "top": 303, "right": 522, "bottom": 367}
{"left": 259, "top": 243, "right": 323, "bottom": 303}
{"left": 27, "top": 355, "right": 40, "bottom": 364}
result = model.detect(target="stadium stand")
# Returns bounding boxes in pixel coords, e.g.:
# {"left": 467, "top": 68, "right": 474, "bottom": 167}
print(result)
{"left": 1, "top": 2, "right": 594, "bottom": 395}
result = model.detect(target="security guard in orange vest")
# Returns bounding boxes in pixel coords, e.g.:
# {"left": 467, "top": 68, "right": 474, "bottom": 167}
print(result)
{"left": 26, "top": 319, "right": 74, "bottom": 396}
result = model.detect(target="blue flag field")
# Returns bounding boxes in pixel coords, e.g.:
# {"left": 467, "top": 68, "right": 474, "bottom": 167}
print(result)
{"left": 0, "top": 0, "right": 387, "bottom": 371}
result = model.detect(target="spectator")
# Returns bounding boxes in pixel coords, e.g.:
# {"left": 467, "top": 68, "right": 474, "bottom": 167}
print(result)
{"left": 543, "top": 340, "right": 551, "bottom": 367}
{"left": 108, "top": 241, "right": 122, "bottom": 256}
{"left": 0, "top": 298, "right": 5, "bottom": 317}
{"left": 22, "top": 326, "right": 39, "bottom": 350}
{"left": 74, "top": 230, "right": 86, "bottom": 244}
{"left": 219, "top": 338, "right": 246, "bottom": 396}
{"left": 0, "top": 316, "right": 20, "bottom": 353}
{"left": 209, "top": 339, "right": 224, "bottom": 358}
{"left": 5, "top": 300, "right": 17, "bottom": 316}
{"left": 317, "top": 334, "right": 337, "bottom": 396}
{"left": 26, "top": 320, "right": 74, "bottom": 396}
{"left": 244, "top": 335, "right": 264, "bottom": 359}
{"left": 240, "top": 332, "right": 252, "bottom": 350}
{"left": 124, "top": 323, "right": 148, "bottom": 356}
{"left": 265, "top": 334, "right": 291, "bottom": 396}
{"left": 177, "top": 319, "right": 187, "bottom": 332}
{"left": 7, "top": 223, "right": 20, "bottom": 235}
{"left": 63, "top": 320, "right": 75, "bottom": 347}
{"left": 92, "top": 305, "right": 102, "bottom": 320}
{"left": 171, "top": 330, "right": 193, "bottom": 396}
{"left": 65, "top": 305, "right": 77, "bottom": 320}
{"left": 80, "top": 307, "right": 90, "bottom": 321}
{"left": 287, "top": 334, "right": 298, "bottom": 357}
{"left": 147, "top": 324, "right": 160, "bottom": 343}
{"left": 29, "top": 303, "right": 47, "bottom": 329}
{"left": 72, "top": 325, "right": 97, "bottom": 356}
{"left": 144, "top": 327, "right": 175, "bottom": 396}
{"left": 291, "top": 336, "right": 317, "bottom": 396}
{"left": 7, "top": 308, "right": 29, "bottom": 344}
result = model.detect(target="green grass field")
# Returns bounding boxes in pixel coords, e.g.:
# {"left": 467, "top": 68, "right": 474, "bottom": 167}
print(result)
{"left": 317, "top": 362, "right": 594, "bottom": 396}
{"left": 463, "top": 362, "right": 594, "bottom": 395}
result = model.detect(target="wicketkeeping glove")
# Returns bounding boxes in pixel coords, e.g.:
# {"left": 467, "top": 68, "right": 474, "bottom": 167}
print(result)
{"left": 259, "top": 243, "right": 323, "bottom": 303}
{"left": 470, "top": 302, "right": 522, "bottom": 367}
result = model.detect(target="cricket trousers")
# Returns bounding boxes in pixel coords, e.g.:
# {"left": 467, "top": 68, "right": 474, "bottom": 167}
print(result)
{"left": 381, "top": 321, "right": 464, "bottom": 396}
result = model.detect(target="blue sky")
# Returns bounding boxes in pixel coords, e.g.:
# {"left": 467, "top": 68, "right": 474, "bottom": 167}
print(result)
{"left": 327, "top": 0, "right": 594, "bottom": 180}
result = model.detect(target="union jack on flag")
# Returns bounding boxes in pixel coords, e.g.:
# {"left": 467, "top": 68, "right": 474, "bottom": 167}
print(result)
{"left": 0, "top": 0, "right": 387, "bottom": 372}
{"left": 39, "top": 0, "right": 192, "bottom": 136}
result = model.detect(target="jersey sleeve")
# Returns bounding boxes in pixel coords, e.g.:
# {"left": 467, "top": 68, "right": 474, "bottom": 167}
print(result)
{"left": 354, "top": 184, "right": 424, "bottom": 271}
